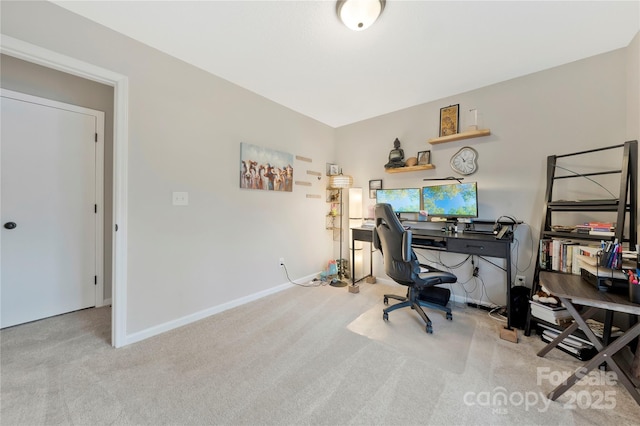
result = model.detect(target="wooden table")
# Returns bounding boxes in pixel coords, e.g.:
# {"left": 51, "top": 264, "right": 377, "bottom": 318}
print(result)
{"left": 537, "top": 271, "right": 640, "bottom": 405}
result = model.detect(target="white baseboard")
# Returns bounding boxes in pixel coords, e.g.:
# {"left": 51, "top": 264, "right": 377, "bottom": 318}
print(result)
{"left": 123, "top": 272, "right": 319, "bottom": 346}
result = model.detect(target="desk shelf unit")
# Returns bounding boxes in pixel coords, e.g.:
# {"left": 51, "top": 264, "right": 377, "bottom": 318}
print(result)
{"left": 524, "top": 140, "right": 638, "bottom": 339}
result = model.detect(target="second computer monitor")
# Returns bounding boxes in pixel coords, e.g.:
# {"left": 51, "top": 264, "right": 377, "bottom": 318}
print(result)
{"left": 422, "top": 182, "right": 478, "bottom": 220}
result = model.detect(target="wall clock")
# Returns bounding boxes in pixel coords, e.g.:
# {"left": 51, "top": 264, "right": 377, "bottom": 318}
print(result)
{"left": 450, "top": 146, "right": 478, "bottom": 175}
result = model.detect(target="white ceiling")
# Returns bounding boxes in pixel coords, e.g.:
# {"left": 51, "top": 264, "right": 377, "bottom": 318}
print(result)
{"left": 52, "top": 0, "right": 639, "bottom": 128}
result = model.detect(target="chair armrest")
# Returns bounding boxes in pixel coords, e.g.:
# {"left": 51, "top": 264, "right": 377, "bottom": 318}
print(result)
{"left": 372, "top": 228, "right": 381, "bottom": 251}
{"left": 402, "top": 230, "right": 412, "bottom": 262}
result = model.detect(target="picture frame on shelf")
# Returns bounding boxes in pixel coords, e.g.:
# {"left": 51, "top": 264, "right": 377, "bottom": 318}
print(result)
{"left": 327, "top": 163, "right": 340, "bottom": 176}
{"left": 417, "top": 150, "right": 431, "bottom": 165}
{"left": 369, "top": 179, "right": 382, "bottom": 199}
{"left": 439, "top": 104, "right": 459, "bottom": 137}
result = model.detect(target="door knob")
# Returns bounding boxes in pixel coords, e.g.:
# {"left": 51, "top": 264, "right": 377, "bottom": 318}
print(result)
{"left": 4, "top": 222, "right": 17, "bottom": 230}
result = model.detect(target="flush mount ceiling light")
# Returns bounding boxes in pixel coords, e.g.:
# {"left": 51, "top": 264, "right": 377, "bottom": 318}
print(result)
{"left": 336, "top": 0, "right": 385, "bottom": 31}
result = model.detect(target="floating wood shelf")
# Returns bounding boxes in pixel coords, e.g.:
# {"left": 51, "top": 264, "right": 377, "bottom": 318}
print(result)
{"left": 384, "top": 164, "right": 435, "bottom": 174}
{"left": 428, "top": 129, "right": 491, "bottom": 145}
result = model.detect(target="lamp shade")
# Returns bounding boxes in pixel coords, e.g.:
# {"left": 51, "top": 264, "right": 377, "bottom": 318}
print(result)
{"left": 336, "top": 0, "right": 385, "bottom": 31}
{"left": 329, "top": 174, "right": 353, "bottom": 189}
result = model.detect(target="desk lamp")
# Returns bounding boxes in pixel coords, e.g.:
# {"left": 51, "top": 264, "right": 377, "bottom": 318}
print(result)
{"left": 329, "top": 173, "right": 353, "bottom": 287}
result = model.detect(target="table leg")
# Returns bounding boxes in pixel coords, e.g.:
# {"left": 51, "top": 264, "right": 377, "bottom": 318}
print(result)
{"left": 351, "top": 234, "right": 355, "bottom": 285}
{"left": 536, "top": 306, "right": 599, "bottom": 357}
{"left": 548, "top": 318, "right": 640, "bottom": 405}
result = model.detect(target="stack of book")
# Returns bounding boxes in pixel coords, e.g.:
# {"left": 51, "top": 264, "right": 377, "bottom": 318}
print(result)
{"left": 582, "top": 221, "right": 616, "bottom": 237}
{"left": 537, "top": 322, "right": 597, "bottom": 361}
{"left": 529, "top": 300, "right": 573, "bottom": 325}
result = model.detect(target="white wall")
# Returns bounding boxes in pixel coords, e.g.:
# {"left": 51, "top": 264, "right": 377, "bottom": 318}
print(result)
{"left": 628, "top": 32, "right": 639, "bottom": 142}
{"left": 626, "top": 32, "right": 640, "bottom": 240}
{"left": 2, "top": 1, "right": 637, "bottom": 340}
{"left": 1, "top": 1, "right": 336, "bottom": 337}
{"left": 336, "top": 47, "right": 633, "bottom": 307}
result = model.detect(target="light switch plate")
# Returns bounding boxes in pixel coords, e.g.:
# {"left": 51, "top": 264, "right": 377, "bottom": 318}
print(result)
{"left": 172, "top": 191, "right": 189, "bottom": 206}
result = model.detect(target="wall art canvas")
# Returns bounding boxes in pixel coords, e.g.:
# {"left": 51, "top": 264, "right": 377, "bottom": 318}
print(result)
{"left": 240, "top": 142, "right": 294, "bottom": 192}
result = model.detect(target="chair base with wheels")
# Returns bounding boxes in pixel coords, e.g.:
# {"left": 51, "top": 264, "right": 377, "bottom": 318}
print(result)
{"left": 372, "top": 203, "right": 458, "bottom": 335}
{"left": 383, "top": 275, "right": 453, "bottom": 334}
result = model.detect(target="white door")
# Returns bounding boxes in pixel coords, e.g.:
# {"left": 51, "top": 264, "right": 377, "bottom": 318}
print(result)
{"left": 1, "top": 90, "right": 104, "bottom": 328}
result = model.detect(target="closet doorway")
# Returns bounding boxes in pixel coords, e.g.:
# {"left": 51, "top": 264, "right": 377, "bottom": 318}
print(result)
{"left": 1, "top": 36, "right": 128, "bottom": 347}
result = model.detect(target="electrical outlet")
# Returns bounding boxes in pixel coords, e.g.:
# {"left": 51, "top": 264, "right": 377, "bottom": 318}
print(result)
{"left": 279, "top": 258, "right": 285, "bottom": 267}
{"left": 172, "top": 191, "right": 189, "bottom": 206}
{"left": 515, "top": 275, "right": 526, "bottom": 286}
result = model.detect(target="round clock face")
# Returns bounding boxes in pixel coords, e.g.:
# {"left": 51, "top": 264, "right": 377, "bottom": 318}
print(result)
{"left": 450, "top": 146, "right": 478, "bottom": 175}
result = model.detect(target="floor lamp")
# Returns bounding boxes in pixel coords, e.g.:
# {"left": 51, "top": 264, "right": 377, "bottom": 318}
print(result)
{"left": 348, "top": 187, "right": 363, "bottom": 293}
{"left": 329, "top": 173, "right": 353, "bottom": 287}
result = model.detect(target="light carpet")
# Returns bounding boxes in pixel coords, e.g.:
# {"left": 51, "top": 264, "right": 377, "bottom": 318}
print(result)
{"left": 2, "top": 281, "right": 640, "bottom": 425}
{"left": 347, "top": 296, "right": 475, "bottom": 374}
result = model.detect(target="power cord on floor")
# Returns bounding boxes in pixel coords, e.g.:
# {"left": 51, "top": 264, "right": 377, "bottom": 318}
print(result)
{"left": 488, "top": 306, "right": 507, "bottom": 323}
{"left": 281, "top": 263, "right": 327, "bottom": 287}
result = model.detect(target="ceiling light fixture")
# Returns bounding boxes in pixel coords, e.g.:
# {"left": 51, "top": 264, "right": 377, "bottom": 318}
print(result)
{"left": 336, "top": 0, "right": 385, "bottom": 31}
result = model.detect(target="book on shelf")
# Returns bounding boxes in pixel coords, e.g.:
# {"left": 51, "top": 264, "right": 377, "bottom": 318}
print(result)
{"left": 540, "top": 333, "right": 598, "bottom": 361}
{"left": 537, "top": 321, "right": 594, "bottom": 347}
{"left": 541, "top": 329, "right": 593, "bottom": 350}
{"left": 530, "top": 300, "right": 565, "bottom": 311}
{"left": 551, "top": 239, "right": 561, "bottom": 271}
{"left": 537, "top": 322, "right": 600, "bottom": 361}
{"left": 538, "top": 241, "right": 611, "bottom": 275}
{"left": 586, "top": 221, "right": 614, "bottom": 229}
{"left": 529, "top": 300, "right": 573, "bottom": 324}
{"left": 589, "top": 229, "right": 615, "bottom": 237}
{"left": 575, "top": 224, "right": 591, "bottom": 234}
{"left": 539, "top": 238, "right": 552, "bottom": 270}
{"left": 544, "top": 239, "right": 579, "bottom": 273}
{"left": 571, "top": 246, "right": 581, "bottom": 274}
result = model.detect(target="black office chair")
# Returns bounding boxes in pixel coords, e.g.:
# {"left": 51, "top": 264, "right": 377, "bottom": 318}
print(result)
{"left": 373, "top": 203, "right": 457, "bottom": 334}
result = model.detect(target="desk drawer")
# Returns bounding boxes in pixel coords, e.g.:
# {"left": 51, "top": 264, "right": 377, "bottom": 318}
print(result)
{"left": 447, "top": 238, "right": 508, "bottom": 258}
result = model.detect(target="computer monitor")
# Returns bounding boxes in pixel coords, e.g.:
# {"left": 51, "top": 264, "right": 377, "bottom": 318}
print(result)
{"left": 376, "top": 188, "right": 421, "bottom": 218}
{"left": 421, "top": 182, "right": 478, "bottom": 221}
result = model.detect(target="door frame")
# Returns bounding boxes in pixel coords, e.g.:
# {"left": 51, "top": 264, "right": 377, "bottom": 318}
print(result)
{"left": 1, "top": 35, "right": 129, "bottom": 348}
{"left": 1, "top": 89, "right": 105, "bottom": 313}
